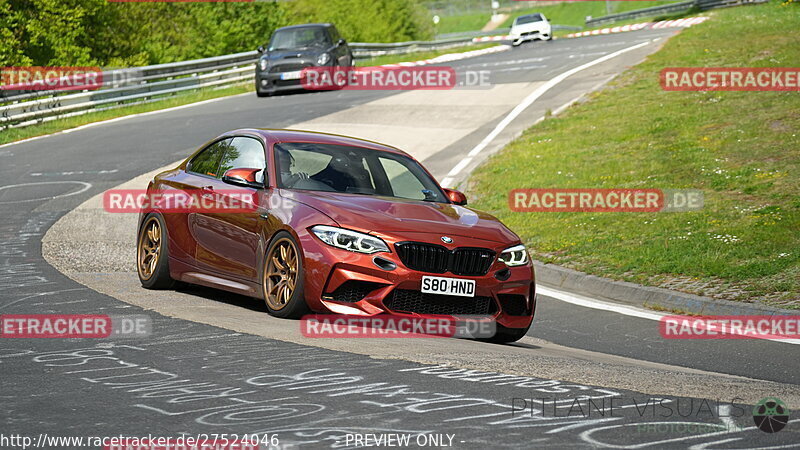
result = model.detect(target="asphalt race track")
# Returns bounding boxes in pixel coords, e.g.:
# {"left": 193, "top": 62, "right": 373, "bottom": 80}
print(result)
{"left": 2, "top": 29, "right": 799, "bottom": 449}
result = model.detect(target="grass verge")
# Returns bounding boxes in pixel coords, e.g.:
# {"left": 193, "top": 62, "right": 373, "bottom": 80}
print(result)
{"left": 434, "top": 1, "right": 685, "bottom": 35}
{"left": 467, "top": 2, "right": 800, "bottom": 308}
{"left": 499, "top": 1, "right": 683, "bottom": 29}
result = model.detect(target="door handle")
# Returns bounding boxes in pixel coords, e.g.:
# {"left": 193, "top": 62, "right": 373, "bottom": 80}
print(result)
{"left": 200, "top": 185, "right": 214, "bottom": 198}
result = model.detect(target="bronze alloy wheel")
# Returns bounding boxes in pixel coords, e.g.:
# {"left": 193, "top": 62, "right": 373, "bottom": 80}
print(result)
{"left": 137, "top": 216, "right": 162, "bottom": 281}
{"left": 263, "top": 237, "right": 299, "bottom": 311}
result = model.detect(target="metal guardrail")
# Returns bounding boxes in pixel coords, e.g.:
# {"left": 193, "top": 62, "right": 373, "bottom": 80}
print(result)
{"left": 0, "top": 36, "right": 503, "bottom": 130}
{"left": 585, "top": 0, "right": 767, "bottom": 27}
{"left": 0, "top": 0, "right": 771, "bottom": 130}
{"left": 0, "top": 51, "right": 260, "bottom": 130}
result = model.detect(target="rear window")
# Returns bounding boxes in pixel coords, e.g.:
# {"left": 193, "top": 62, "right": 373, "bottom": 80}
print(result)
{"left": 515, "top": 14, "right": 543, "bottom": 25}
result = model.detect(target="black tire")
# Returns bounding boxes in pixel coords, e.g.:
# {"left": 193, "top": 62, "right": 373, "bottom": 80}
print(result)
{"left": 137, "top": 213, "right": 174, "bottom": 289}
{"left": 486, "top": 323, "right": 531, "bottom": 344}
{"left": 262, "top": 231, "right": 310, "bottom": 319}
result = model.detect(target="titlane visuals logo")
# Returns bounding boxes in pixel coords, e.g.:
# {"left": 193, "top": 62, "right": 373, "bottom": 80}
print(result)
{"left": 753, "top": 397, "right": 790, "bottom": 433}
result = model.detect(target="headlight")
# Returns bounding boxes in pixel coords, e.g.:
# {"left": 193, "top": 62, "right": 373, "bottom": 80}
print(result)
{"left": 259, "top": 59, "right": 268, "bottom": 71}
{"left": 311, "top": 225, "right": 388, "bottom": 254}
{"left": 317, "top": 53, "right": 331, "bottom": 65}
{"left": 499, "top": 244, "right": 528, "bottom": 267}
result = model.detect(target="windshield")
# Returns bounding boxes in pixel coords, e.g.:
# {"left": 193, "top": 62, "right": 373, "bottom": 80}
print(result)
{"left": 269, "top": 27, "right": 330, "bottom": 51}
{"left": 515, "top": 14, "right": 543, "bottom": 25}
{"left": 274, "top": 143, "right": 448, "bottom": 203}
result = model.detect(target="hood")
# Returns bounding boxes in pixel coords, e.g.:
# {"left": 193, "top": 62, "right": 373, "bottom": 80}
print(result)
{"left": 283, "top": 190, "right": 518, "bottom": 244}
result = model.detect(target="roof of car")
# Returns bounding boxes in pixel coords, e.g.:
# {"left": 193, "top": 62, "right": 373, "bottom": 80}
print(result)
{"left": 231, "top": 129, "right": 410, "bottom": 156}
{"left": 275, "top": 23, "right": 333, "bottom": 31}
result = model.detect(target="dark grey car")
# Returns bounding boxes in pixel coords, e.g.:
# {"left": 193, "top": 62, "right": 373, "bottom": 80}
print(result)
{"left": 255, "top": 23, "right": 354, "bottom": 97}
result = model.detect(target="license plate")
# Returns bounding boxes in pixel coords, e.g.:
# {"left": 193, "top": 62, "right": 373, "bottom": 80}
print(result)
{"left": 280, "top": 70, "right": 303, "bottom": 80}
{"left": 421, "top": 276, "right": 475, "bottom": 298}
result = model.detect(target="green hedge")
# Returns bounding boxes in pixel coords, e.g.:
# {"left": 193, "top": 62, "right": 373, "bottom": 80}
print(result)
{"left": 0, "top": 0, "right": 432, "bottom": 67}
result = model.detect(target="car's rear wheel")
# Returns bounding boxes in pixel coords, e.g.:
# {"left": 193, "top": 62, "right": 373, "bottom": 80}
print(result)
{"left": 137, "top": 213, "right": 174, "bottom": 289}
{"left": 262, "top": 231, "right": 309, "bottom": 319}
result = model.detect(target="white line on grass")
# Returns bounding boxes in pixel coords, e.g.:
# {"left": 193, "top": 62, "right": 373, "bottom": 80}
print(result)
{"left": 440, "top": 39, "right": 653, "bottom": 187}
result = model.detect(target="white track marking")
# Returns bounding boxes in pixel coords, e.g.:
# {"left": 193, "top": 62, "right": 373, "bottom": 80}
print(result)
{"left": 538, "top": 285, "right": 800, "bottom": 345}
{"left": 538, "top": 285, "right": 665, "bottom": 321}
{"left": 440, "top": 39, "right": 652, "bottom": 187}
{"left": 0, "top": 181, "right": 92, "bottom": 204}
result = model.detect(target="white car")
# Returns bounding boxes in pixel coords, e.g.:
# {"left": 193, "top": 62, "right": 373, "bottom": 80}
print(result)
{"left": 510, "top": 13, "right": 552, "bottom": 46}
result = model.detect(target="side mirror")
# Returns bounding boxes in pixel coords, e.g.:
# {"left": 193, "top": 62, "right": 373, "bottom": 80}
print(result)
{"left": 337, "top": 39, "right": 346, "bottom": 47}
{"left": 257, "top": 46, "right": 265, "bottom": 54}
{"left": 443, "top": 188, "right": 467, "bottom": 206}
{"left": 222, "top": 168, "right": 263, "bottom": 189}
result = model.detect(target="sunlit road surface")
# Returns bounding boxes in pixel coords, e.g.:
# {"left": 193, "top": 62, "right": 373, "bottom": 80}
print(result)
{"left": 2, "top": 28, "right": 799, "bottom": 448}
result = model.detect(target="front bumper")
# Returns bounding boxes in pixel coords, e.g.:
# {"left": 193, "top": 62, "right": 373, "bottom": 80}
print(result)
{"left": 256, "top": 61, "right": 330, "bottom": 94}
{"left": 511, "top": 29, "right": 551, "bottom": 43}
{"left": 298, "top": 229, "right": 536, "bottom": 330}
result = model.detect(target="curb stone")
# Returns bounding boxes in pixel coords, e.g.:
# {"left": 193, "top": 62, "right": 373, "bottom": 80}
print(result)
{"left": 534, "top": 261, "right": 798, "bottom": 316}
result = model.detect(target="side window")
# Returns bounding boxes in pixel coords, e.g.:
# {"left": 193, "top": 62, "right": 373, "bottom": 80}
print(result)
{"left": 378, "top": 157, "right": 427, "bottom": 200}
{"left": 219, "top": 137, "right": 267, "bottom": 184}
{"left": 188, "top": 138, "right": 231, "bottom": 178}
{"left": 329, "top": 26, "right": 341, "bottom": 43}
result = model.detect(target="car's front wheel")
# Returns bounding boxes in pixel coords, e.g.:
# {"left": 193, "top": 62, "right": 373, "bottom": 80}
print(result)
{"left": 137, "top": 213, "right": 174, "bottom": 289}
{"left": 262, "top": 231, "right": 310, "bottom": 319}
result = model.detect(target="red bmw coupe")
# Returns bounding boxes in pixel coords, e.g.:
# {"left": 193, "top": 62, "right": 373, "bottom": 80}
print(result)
{"left": 136, "top": 129, "right": 535, "bottom": 342}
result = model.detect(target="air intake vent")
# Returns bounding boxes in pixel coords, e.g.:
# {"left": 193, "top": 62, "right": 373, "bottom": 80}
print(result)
{"left": 385, "top": 289, "right": 496, "bottom": 316}
{"left": 325, "top": 281, "right": 384, "bottom": 303}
